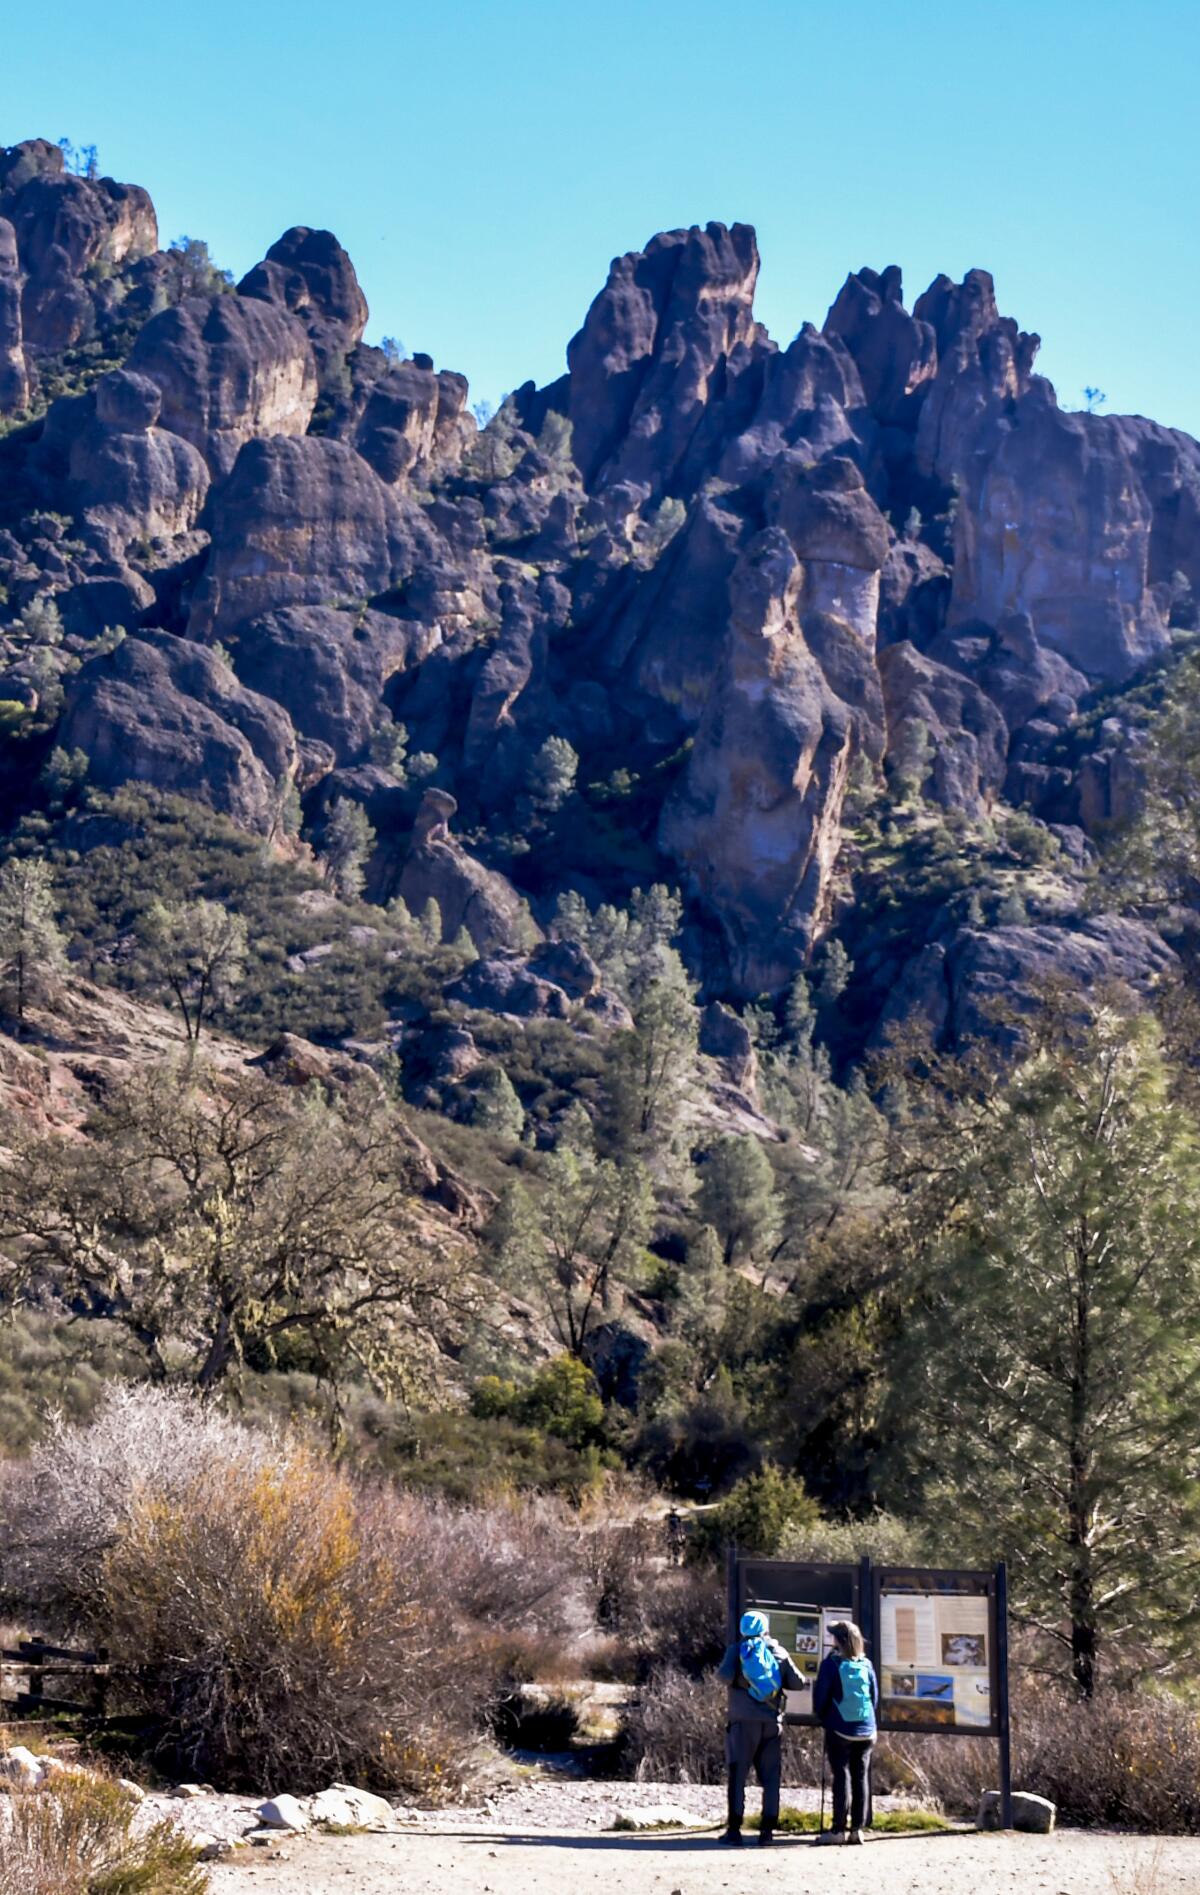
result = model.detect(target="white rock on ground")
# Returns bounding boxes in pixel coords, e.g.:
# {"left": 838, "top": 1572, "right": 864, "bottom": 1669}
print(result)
{"left": 310, "top": 1784, "right": 396, "bottom": 1830}
{"left": 613, "top": 1803, "right": 698, "bottom": 1830}
{"left": 0, "top": 1747, "right": 44, "bottom": 1788}
{"left": 977, "top": 1788, "right": 1056, "bottom": 1833}
{"left": 257, "top": 1793, "right": 313, "bottom": 1832}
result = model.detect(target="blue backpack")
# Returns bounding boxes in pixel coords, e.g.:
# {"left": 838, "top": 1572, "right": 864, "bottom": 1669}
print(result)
{"left": 837, "top": 1655, "right": 874, "bottom": 1723}
{"left": 738, "top": 1611, "right": 782, "bottom": 1704}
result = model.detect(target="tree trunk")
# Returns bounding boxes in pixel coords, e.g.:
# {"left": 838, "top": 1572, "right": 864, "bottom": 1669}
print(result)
{"left": 1068, "top": 1233, "right": 1097, "bottom": 1697}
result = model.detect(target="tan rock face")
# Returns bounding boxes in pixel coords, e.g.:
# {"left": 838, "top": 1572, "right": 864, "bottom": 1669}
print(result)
{"left": 127, "top": 293, "right": 318, "bottom": 478}
{"left": 660, "top": 527, "right": 858, "bottom": 995}
{"left": 0, "top": 216, "right": 26, "bottom": 411}
{"left": 949, "top": 388, "right": 1168, "bottom": 681}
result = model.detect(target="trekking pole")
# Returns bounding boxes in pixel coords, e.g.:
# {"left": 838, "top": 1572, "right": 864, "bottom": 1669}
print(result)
{"left": 819, "top": 1739, "right": 826, "bottom": 1835}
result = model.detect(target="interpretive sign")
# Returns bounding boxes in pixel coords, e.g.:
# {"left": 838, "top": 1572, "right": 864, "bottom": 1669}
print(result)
{"left": 731, "top": 1556, "right": 865, "bottom": 1726}
{"left": 874, "top": 1567, "right": 999, "bottom": 1736}
{"left": 727, "top": 1550, "right": 1013, "bottom": 1827}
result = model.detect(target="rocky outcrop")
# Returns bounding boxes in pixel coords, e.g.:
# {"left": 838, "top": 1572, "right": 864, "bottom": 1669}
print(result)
{"left": 229, "top": 605, "right": 436, "bottom": 763}
{"left": 59, "top": 630, "right": 297, "bottom": 833}
{"left": 660, "top": 527, "right": 858, "bottom": 995}
{"left": 127, "top": 293, "right": 318, "bottom": 478}
{"left": 1, "top": 152, "right": 157, "bottom": 356}
{"left": 354, "top": 357, "right": 473, "bottom": 487}
{"left": 881, "top": 916, "right": 1176, "bottom": 1049}
{"left": 946, "top": 385, "right": 1169, "bottom": 681}
{"left": 1, "top": 141, "right": 1199, "bottom": 1047}
{"left": 55, "top": 368, "right": 210, "bottom": 554}
{"left": 0, "top": 217, "right": 27, "bottom": 411}
{"left": 238, "top": 226, "right": 368, "bottom": 379}
{"left": 188, "top": 435, "right": 443, "bottom": 638}
{"left": 879, "top": 640, "right": 1007, "bottom": 815}
{"left": 563, "top": 221, "right": 765, "bottom": 496}
{"left": 446, "top": 954, "right": 571, "bottom": 1020}
{"left": 824, "top": 264, "right": 936, "bottom": 424}
{"left": 397, "top": 790, "right": 535, "bottom": 955}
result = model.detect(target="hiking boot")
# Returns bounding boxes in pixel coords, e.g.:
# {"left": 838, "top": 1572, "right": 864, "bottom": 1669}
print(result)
{"left": 758, "top": 1829, "right": 774, "bottom": 1847}
{"left": 719, "top": 1830, "right": 743, "bottom": 1846}
{"left": 814, "top": 1829, "right": 844, "bottom": 1844}
{"left": 848, "top": 1829, "right": 865, "bottom": 1845}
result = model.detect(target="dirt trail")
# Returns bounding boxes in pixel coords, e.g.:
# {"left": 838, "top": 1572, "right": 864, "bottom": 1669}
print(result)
{"left": 209, "top": 1821, "right": 1200, "bottom": 1894}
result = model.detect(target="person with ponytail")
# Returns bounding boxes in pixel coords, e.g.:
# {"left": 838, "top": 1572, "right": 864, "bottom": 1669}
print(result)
{"left": 715, "top": 1609, "right": 803, "bottom": 1847}
{"left": 812, "top": 1619, "right": 878, "bottom": 1845}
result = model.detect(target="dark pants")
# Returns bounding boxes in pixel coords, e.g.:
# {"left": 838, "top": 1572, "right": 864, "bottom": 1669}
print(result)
{"left": 725, "top": 1720, "right": 781, "bottom": 1835}
{"left": 825, "top": 1731, "right": 873, "bottom": 1833}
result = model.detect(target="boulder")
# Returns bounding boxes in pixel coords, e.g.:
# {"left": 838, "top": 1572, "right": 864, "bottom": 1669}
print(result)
{"left": 527, "top": 938, "right": 602, "bottom": 999}
{"left": 127, "top": 292, "right": 318, "bottom": 478}
{"left": 613, "top": 1803, "right": 695, "bottom": 1831}
{"left": 238, "top": 226, "right": 368, "bottom": 378}
{"left": 256, "top": 1794, "right": 311, "bottom": 1832}
{"left": 446, "top": 954, "right": 571, "bottom": 1020}
{"left": 882, "top": 916, "right": 1177, "bottom": 1050}
{"left": 879, "top": 639, "right": 1008, "bottom": 815}
{"left": 59, "top": 629, "right": 298, "bottom": 834}
{"left": 188, "top": 435, "right": 443, "bottom": 639}
{"left": 355, "top": 359, "right": 473, "bottom": 486}
{"left": 397, "top": 790, "right": 537, "bottom": 956}
{"left": 976, "top": 1789, "right": 1056, "bottom": 1834}
{"left": 61, "top": 369, "right": 210, "bottom": 552}
{"left": 310, "top": 1783, "right": 395, "bottom": 1830}
{"left": 229, "top": 605, "right": 436, "bottom": 763}
{"left": 699, "top": 1001, "right": 757, "bottom": 1089}
{"left": 0, "top": 1745, "right": 45, "bottom": 1788}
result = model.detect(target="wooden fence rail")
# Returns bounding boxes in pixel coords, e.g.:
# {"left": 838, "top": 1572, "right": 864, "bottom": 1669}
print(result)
{"left": 0, "top": 1638, "right": 110, "bottom": 1720}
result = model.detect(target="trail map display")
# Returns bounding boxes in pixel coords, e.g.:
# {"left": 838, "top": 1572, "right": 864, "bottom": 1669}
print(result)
{"left": 761, "top": 1602, "right": 853, "bottom": 1716}
{"left": 734, "top": 1559, "right": 860, "bottom": 1725}
{"left": 876, "top": 1574, "right": 997, "bottom": 1734}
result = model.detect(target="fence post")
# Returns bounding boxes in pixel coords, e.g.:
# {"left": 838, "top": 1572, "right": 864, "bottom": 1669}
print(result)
{"left": 24, "top": 1637, "right": 45, "bottom": 1711}
{"left": 996, "top": 1561, "right": 1013, "bottom": 1830}
{"left": 725, "top": 1540, "right": 739, "bottom": 1641}
{"left": 90, "top": 1646, "right": 109, "bottom": 1721}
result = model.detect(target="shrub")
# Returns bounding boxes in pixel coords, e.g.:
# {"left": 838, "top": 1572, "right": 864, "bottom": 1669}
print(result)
{"left": 1, "top": 1387, "right": 600, "bottom": 1795}
{"left": 0, "top": 1384, "right": 275, "bottom": 1621}
{"left": 0, "top": 1771, "right": 206, "bottom": 1895}
{"left": 688, "top": 1465, "right": 821, "bottom": 1562}
{"left": 881, "top": 1674, "right": 1200, "bottom": 1834}
{"left": 472, "top": 1356, "right": 605, "bottom": 1446}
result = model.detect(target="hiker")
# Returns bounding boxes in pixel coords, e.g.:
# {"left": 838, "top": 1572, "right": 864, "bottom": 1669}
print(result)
{"left": 716, "top": 1608, "right": 803, "bottom": 1848}
{"left": 812, "top": 1619, "right": 878, "bottom": 1845}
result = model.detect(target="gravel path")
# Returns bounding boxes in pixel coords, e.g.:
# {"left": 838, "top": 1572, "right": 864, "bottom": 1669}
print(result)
{"left": 207, "top": 1821, "right": 1200, "bottom": 1894}
{"left": 198, "top": 1780, "right": 1200, "bottom": 1894}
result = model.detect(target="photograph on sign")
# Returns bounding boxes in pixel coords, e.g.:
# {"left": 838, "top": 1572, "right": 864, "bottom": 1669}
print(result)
{"left": 879, "top": 1588, "right": 991, "bottom": 1732}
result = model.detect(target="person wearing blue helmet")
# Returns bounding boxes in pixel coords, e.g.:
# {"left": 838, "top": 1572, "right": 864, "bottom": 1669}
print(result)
{"left": 715, "top": 1608, "right": 803, "bottom": 1847}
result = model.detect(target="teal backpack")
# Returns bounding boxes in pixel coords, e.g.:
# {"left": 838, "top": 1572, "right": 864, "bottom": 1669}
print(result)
{"left": 738, "top": 1610, "right": 782, "bottom": 1704}
{"left": 837, "top": 1655, "right": 874, "bottom": 1722}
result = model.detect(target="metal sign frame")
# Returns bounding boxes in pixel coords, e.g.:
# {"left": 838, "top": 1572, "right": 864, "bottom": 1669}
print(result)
{"left": 728, "top": 1548, "right": 1013, "bottom": 1829}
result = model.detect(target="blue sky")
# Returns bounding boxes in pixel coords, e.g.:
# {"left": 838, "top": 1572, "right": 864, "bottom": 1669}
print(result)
{"left": 3, "top": 0, "right": 1197, "bottom": 434}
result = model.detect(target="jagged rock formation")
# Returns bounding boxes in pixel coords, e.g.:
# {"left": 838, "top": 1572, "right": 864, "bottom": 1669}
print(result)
{"left": 3, "top": 132, "right": 1200, "bottom": 1046}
